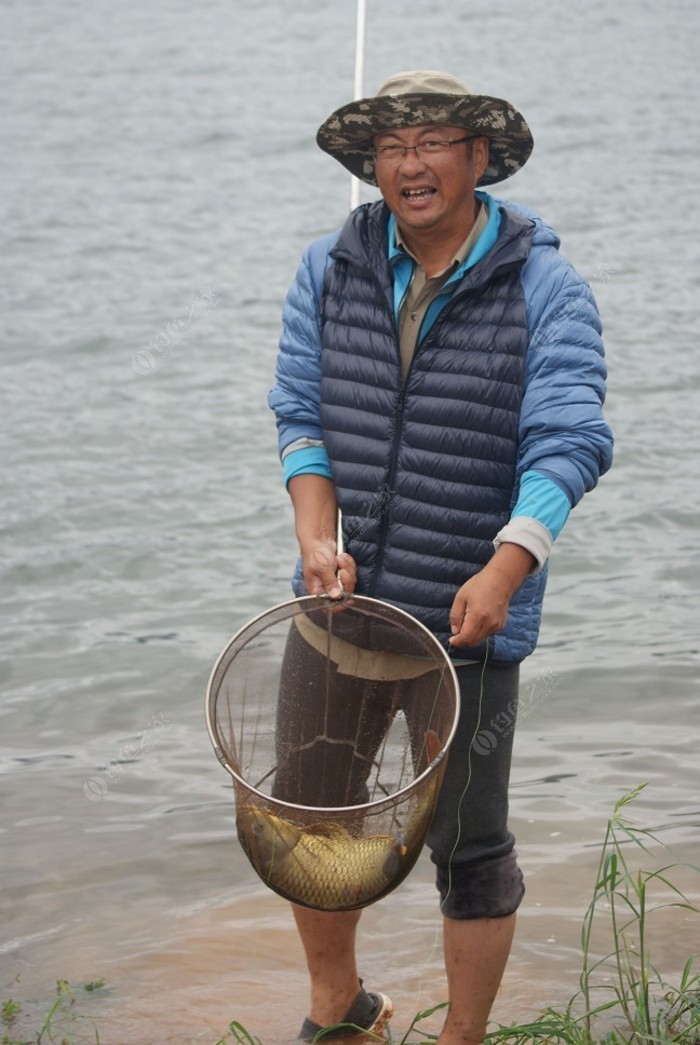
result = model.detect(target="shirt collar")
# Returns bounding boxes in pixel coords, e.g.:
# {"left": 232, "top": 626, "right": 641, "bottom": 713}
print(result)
{"left": 393, "top": 200, "right": 488, "bottom": 277}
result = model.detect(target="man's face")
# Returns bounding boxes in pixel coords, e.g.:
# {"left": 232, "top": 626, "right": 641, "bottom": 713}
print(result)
{"left": 372, "top": 124, "right": 489, "bottom": 240}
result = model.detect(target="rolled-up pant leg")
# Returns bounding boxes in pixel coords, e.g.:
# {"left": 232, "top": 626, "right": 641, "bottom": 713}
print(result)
{"left": 427, "top": 661, "right": 525, "bottom": 920}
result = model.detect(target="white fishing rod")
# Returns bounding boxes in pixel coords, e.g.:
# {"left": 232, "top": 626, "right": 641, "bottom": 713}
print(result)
{"left": 337, "top": 0, "right": 368, "bottom": 562}
{"left": 349, "top": 0, "right": 368, "bottom": 211}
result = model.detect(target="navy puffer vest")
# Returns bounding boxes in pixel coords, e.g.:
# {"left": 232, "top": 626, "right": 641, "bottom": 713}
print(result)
{"left": 319, "top": 201, "right": 538, "bottom": 654}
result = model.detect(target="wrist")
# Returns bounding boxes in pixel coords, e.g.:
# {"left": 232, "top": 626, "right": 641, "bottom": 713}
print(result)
{"left": 493, "top": 516, "right": 552, "bottom": 573}
{"left": 288, "top": 474, "right": 338, "bottom": 548}
{"left": 485, "top": 544, "right": 537, "bottom": 597}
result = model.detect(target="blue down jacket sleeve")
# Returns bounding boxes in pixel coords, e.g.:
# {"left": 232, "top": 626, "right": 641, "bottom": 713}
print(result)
{"left": 267, "top": 232, "right": 337, "bottom": 456}
{"left": 516, "top": 241, "right": 613, "bottom": 507}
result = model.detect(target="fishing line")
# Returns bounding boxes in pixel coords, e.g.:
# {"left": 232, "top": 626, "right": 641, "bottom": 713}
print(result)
{"left": 439, "top": 641, "right": 491, "bottom": 914}
{"left": 413, "top": 645, "right": 492, "bottom": 986}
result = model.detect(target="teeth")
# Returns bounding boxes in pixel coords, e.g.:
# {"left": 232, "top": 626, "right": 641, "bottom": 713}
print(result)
{"left": 404, "top": 188, "right": 434, "bottom": 199}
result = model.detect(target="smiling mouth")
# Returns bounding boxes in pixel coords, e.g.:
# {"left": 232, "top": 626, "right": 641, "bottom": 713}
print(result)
{"left": 402, "top": 187, "right": 436, "bottom": 200}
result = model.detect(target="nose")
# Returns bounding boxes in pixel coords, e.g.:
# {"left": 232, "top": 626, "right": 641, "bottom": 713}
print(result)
{"left": 397, "top": 145, "right": 428, "bottom": 171}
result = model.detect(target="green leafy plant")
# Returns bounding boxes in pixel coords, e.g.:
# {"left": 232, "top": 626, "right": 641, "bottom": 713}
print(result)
{"left": 2, "top": 998, "right": 28, "bottom": 1045}
{"left": 484, "top": 783, "right": 700, "bottom": 1044}
{"left": 1, "top": 979, "right": 106, "bottom": 1045}
{"left": 213, "top": 1020, "right": 264, "bottom": 1045}
{"left": 2, "top": 1000, "right": 22, "bottom": 1029}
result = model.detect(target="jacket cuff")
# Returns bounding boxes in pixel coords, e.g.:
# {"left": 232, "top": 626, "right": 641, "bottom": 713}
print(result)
{"left": 493, "top": 516, "right": 553, "bottom": 574}
{"left": 282, "top": 445, "right": 332, "bottom": 487}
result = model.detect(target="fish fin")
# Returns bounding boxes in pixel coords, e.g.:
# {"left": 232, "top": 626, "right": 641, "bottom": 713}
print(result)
{"left": 381, "top": 835, "right": 407, "bottom": 879}
{"left": 425, "top": 729, "right": 442, "bottom": 763}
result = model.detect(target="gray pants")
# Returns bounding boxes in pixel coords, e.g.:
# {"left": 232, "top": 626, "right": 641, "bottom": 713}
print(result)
{"left": 428, "top": 661, "right": 524, "bottom": 919}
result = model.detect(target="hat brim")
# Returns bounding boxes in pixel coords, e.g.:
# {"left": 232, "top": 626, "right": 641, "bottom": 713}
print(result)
{"left": 316, "top": 91, "right": 533, "bottom": 187}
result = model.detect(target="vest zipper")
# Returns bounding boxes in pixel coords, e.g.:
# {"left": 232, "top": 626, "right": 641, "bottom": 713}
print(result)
{"left": 367, "top": 301, "right": 445, "bottom": 598}
{"left": 368, "top": 391, "right": 404, "bottom": 599}
{"left": 366, "top": 285, "right": 469, "bottom": 598}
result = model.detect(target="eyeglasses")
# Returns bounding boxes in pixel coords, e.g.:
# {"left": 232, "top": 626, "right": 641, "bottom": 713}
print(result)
{"left": 373, "top": 134, "right": 479, "bottom": 164}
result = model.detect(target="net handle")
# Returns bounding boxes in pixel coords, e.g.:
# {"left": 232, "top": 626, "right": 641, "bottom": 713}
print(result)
{"left": 337, "top": 506, "right": 344, "bottom": 556}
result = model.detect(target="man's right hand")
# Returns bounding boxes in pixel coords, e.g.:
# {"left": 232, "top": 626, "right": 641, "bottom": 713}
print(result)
{"left": 301, "top": 541, "right": 357, "bottom": 599}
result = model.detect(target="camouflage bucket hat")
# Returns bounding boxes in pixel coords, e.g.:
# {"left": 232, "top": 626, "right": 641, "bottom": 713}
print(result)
{"left": 316, "top": 70, "right": 534, "bottom": 187}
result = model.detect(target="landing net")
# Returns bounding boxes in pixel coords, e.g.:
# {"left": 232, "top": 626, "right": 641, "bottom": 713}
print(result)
{"left": 206, "top": 594, "right": 460, "bottom": 911}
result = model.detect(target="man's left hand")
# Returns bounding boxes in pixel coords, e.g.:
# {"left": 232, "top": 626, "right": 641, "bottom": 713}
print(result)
{"left": 448, "top": 544, "right": 537, "bottom": 648}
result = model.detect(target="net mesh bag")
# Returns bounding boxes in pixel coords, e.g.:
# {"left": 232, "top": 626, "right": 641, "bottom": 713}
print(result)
{"left": 206, "top": 594, "right": 459, "bottom": 911}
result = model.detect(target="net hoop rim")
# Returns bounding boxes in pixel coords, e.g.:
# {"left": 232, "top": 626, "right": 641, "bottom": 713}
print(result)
{"left": 205, "top": 593, "right": 461, "bottom": 816}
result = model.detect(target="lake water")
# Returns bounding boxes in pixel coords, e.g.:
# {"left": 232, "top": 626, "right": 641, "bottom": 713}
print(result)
{"left": 1, "top": 0, "right": 699, "bottom": 1042}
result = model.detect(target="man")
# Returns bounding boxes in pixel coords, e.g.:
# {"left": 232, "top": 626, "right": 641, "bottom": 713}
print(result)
{"left": 268, "top": 71, "right": 613, "bottom": 1044}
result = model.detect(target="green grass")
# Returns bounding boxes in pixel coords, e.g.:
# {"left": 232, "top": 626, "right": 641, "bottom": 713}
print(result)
{"left": 1, "top": 979, "right": 106, "bottom": 1045}
{"left": 479, "top": 784, "right": 700, "bottom": 1045}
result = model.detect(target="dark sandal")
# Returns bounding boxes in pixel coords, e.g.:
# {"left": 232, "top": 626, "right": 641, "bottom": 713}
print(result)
{"left": 297, "top": 984, "right": 393, "bottom": 1041}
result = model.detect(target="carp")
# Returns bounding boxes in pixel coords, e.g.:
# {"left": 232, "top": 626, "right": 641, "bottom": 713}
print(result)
{"left": 236, "top": 778, "right": 439, "bottom": 910}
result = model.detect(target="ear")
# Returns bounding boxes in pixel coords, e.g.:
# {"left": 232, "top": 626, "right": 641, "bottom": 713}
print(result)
{"left": 471, "top": 136, "right": 490, "bottom": 182}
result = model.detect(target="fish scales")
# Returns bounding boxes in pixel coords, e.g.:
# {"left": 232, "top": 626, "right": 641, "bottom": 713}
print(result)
{"left": 236, "top": 779, "right": 439, "bottom": 910}
{"left": 236, "top": 807, "right": 406, "bottom": 907}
